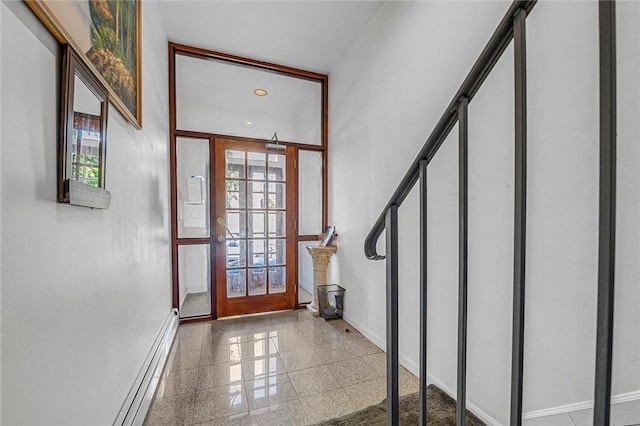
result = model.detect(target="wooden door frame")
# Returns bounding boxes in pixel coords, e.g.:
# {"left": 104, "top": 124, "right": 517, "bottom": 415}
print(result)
{"left": 169, "top": 42, "right": 329, "bottom": 323}
{"left": 213, "top": 138, "right": 297, "bottom": 317}
{"left": 170, "top": 134, "right": 216, "bottom": 324}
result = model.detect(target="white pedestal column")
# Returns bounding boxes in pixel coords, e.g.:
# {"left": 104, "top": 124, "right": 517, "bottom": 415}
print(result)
{"left": 305, "top": 245, "right": 337, "bottom": 317}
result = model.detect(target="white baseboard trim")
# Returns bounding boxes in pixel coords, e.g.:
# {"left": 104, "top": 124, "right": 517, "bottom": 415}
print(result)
{"left": 426, "top": 374, "right": 502, "bottom": 426}
{"left": 113, "top": 309, "right": 179, "bottom": 426}
{"left": 341, "top": 313, "right": 640, "bottom": 424}
{"left": 341, "top": 313, "right": 501, "bottom": 425}
{"left": 522, "top": 389, "right": 640, "bottom": 420}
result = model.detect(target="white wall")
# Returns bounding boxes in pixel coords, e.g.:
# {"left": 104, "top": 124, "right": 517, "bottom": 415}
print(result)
{"left": 1, "top": 1, "right": 172, "bottom": 424}
{"left": 613, "top": 0, "right": 640, "bottom": 398}
{"left": 0, "top": 2, "right": 3, "bottom": 420}
{"left": 329, "top": 1, "right": 639, "bottom": 424}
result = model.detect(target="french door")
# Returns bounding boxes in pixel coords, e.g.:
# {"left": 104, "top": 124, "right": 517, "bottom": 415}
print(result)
{"left": 172, "top": 136, "right": 297, "bottom": 320}
{"left": 213, "top": 139, "right": 296, "bottom": 317}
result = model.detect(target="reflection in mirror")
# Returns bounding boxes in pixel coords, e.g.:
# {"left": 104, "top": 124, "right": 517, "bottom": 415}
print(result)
{"left": 72, "top": 74, "right": 102, "bottom": 187}
{"left": 60, "top": 46, "right": 109, "bottom": 207}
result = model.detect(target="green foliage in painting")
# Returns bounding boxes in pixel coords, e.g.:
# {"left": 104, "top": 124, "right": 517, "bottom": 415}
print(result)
{"left": 87, "top": 0, "right": 137, "bottom": 115}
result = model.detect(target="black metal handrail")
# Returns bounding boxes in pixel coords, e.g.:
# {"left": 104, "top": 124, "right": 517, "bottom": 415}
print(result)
{"left": 363, "top": 0, "right": 536, "bottom": 261}
{"left": 363, "top": 1, "right": 618, "bottom": 426}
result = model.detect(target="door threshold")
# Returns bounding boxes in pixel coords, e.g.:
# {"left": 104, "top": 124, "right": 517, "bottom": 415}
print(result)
{"left": 221, "top": 308, "right": 296, "bottom": 320}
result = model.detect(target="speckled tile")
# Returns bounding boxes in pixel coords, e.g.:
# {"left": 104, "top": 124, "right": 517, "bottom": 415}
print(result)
{"left": 270, "top": 327, "right": 302, "bottom": 339}
{"left": 343, "top": 377, "right": 387, "bottom": 410}
{"left": 176, "top": 322, "right": 210, "bottom": 338}
{"left": 307, "top": 328, "right": 345, "bottom": 347}
{"left": 326, "top": 357, "right": 383, "bottom": 387}
{"left": 150, "top": 311, "right": 394, "bottom": 426}
{"left": 343, "top": 337, "right": 383, "bottom": 356}
{"left": 300, "top": 388, "right": 358, "bottom": 424}
{"left": 144, "top": 392, "right": 194, "bottom": 426}
{"left": 201, "top": 338, "right": 275, "bottom": 367}
{"left": 291, "top": 309, "right": 315, "bottom": 322}
{"left": 295, "top": 320, "right": 332, "bottom": 335}
{"left": 362, "top": 352, "right": 386, "bottom": 377}
{"left": 244, "top": 373, "right": 299, "bottom": 410}
{"left": 207, "top": 330, "right": 230, "bottom": 346}
{"left": 313, "top": 340, "right": 357, "bottom": 364}
{"left": 165, "top": 350, "right": 201, "bottom": 373}
{"left": 239, "top": 338, "right": 278, "bottom": 359}
{"left": 241, "top": 354, "right": 287, "bottom": 381}
{"left": 399, "top": 367, "right": 419, "bottom": 396}
{"left": 172, "top": 335, "right": 204, "bottom": 353}
{"left": 233, "top": 317, "right": 273, "bottom": 332}
{"left": 155, "top": 368, "right": 199, "bottom": 399}
{"left": 280, "top": 347, "right": 323, "bottom": 372}
{"left": 190, "top": 412, "right": 251, "bottom": 426}
{"left": 208, "top": 328, "right": 265, "bottom": 346}
{"left": 368, "top": 367, "right": 421, "bottom": 397}
{"left": 190, "top": 383, "right": 248, "bottom": 424}
{"left": 288, "top": 365, "right": 340, "bottom": 398}
{"left": 200, "top": 343, "right": 243, "bottom": 366}
{"left": 325, "top": 319, "right": 364, "bottom": 339}
{"left": 268, "top": 315, "right": 305, "bottom": 331}
{"left": 239, "top": 330, "right": 272, "bottom": 343}
{"left": 249, "top": 400, "right": 308, "bottom": 426}
{"left": 269, "top": 332, "right": 309, "bottom": 353}
{"left": 197, "top": 362, "right": 244, "bottom": 390}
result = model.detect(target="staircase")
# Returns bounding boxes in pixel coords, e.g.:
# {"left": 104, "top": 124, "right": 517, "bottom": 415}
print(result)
{"left": 363, "top": 1, "right": 619, "bottom": 425}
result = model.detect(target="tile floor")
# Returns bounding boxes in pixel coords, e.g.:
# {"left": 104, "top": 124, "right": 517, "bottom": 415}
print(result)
{"left": 522, "top": 399, "right": 640, "bottom": 426}
{"left": 144, "top": 309, "right": 419, "bottom": 426}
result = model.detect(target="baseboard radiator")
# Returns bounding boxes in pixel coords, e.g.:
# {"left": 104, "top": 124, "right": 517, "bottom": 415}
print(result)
{"left": 113, "top": 308, "right": 179, "bottom": 426}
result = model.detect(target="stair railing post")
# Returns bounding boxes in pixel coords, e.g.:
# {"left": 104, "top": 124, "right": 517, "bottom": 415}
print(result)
{"left": 510, "top": 8, "right": 528, "bottom": 426}
{"left": 419, "top": 160, "right": 429, "bottom": 426}
{"left": 456, "top": 97, "right": 469, "bottom": 426}
{"left": 386, "top": 204, "right": 400, "bottom": 426}
{"left": 594, "top": 1, "right": 617, "bottom": 425}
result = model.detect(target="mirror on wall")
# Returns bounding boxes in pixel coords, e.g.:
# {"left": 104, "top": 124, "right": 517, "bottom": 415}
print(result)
{"left": 59, "top": 45, "right": 110, "bottom": 208}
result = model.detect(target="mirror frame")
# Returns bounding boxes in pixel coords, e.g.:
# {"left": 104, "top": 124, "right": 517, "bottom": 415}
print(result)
{"left": 59, "top": 45, "right": 109, "bottom": 204}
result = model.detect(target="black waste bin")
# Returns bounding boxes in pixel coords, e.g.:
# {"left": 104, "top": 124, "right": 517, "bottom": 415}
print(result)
{"left": 317, "top": 284, "right": 345, "bottom": 320}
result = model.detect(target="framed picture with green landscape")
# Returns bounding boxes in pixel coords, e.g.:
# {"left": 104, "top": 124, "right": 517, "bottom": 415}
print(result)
{"left": 27, "top": 0, "right": 142, "bottom": 129}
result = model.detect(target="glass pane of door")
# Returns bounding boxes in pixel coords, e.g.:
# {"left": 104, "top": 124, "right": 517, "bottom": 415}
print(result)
{"left": 298, "top": 150, "right": 323, "bottom": 235}
{"left": 298, "top": 240, "right": 321, "bottom": 304}
{"left": 176, "top": 137, "right": 210, "bottom": 238}
{"left": 223, "top": 147, "right": 287, "bottom": 299}
{"left": 178, "top": 244, "right": 211, "bottom": 318}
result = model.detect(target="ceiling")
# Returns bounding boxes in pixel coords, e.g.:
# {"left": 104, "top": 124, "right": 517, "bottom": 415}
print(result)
{"left": 175, "top": 53, "right": 322, "bottom": 144}
{"left": 157, "top": 1, "right": 383, "bottom": 74}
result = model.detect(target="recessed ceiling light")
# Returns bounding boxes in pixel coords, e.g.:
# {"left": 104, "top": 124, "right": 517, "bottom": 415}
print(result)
{"left": 245, "top": 121, "right": 252, "bottom": 125}
{"left": 253, "top": 89, "right": 267, "bottom": 96}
